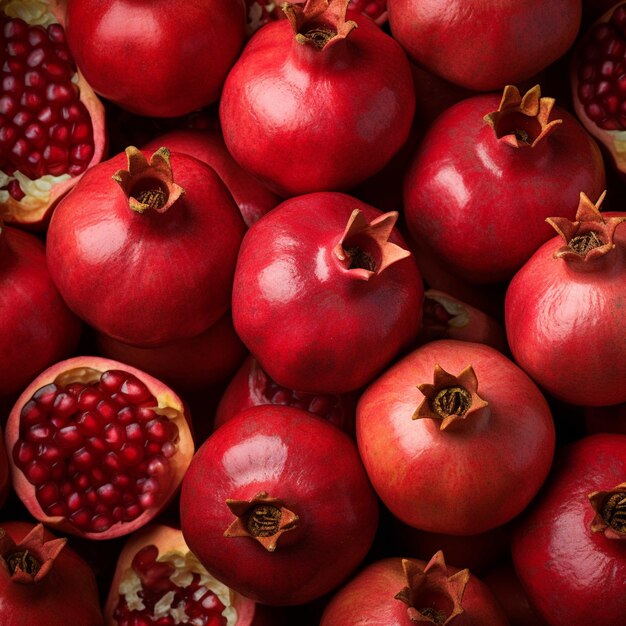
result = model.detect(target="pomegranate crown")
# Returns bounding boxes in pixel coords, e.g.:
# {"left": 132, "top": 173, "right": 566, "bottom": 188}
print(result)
{"left": 588, "top": 482, "right": 626, "bottom": 541}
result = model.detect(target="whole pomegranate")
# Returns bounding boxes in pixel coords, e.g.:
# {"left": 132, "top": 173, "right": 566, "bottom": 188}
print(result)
{"left": 0, "top": 222, "right": 81, "bottom": 402}
{"left": 404, "top": 85, "right": 606, "bottom": 284}
{"left": 387, "top": 0, "right": 581, "bottom": 91}
{"left": 512, "top": 434, "right": 626, "bottom": 626}
{"left": 320, "top": 552, "right": 509, "bottom": 625}
{"left": 46, "top": 146, "right": 246, "bottom": 347}
{"left": 357, "top": 339, "right": 555, "bottom": 535}
{"left": 5, "top": 356, "right": 194, "bottom": 539}
{"left": 64, "top": 0, "right": 245, "bottom": 117}
{"left": 232, "top": 192, "right": 423, "bottom": 394}
{"left": 0, "top": 1, "right": 106, "bottom": 227}
{"left": 104, "top": 524, "right": 256, "bottom": 626}
{"left": 180, "top": 405, "right": 379, "bottom": 606}
{"left": 0, "top": 521, "right": 103, "bottom": 625}
{"left": 220, "top": 0, "right": 415, "bottom": 197}
{"left": 506, "top": 193, "right": 626, "bottom": 406}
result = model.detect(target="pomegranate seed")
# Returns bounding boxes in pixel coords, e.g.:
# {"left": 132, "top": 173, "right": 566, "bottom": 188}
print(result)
{"left": 104, "top": 422, "right": 126, "bottom": 449}
{"left": 2, "top": 74, "right": 23, "bottom": 93}
{"left": 52, "top": 392, "right": 78, "bottom": 418}
{"left": 86, "top": 436, "right": 108, "bottom": 455}
{"left": 68, "top": 508, "right": 91, "bottom": 530}
{"left": 124, "top": 504, "right": 142, "bottom": 521}
{"left": 100, "top": 370, "right": 126, "bottom": 393}
{"left": 103, "top": 451, "right": 123, "bottom": 472}
{"left": 96, "top": 399, "right": 118, "bottom": 421}
{"left": 119, "top": 443, "right": 144, "bottom": 466}
{"left": 26, "top": 48, "right": 45, "bottom": 67}
{"left": 49, "top": 462, "right": 66, "bottom": 481}
{"left": 26, "top": 423, "right": 52, "bottom": 443}
{"left": 36, "top": 482, "right": 60, "bottom": 507}
{"left": 3, "top": 17, "right": 28, "bottom": 39}
{"left": 46, "top": 502, "right": 67, "bottom": 517}
{"left": 13, "top": 440, "right": 35, "bottom": 464}
{"left": 0, "top": 123, "right": 18, "bottom": 147}
{"left": 91, "top": 515, "right": 114, "bottom": 533}
{"left": 20, "top": 400, "right": 44, "bottom": 426}
{"left": 90, "top": 466, "right": 107, "bottom": 485}
{"left": 85, "top": 488, "right": 98, "bottom": 506}
{"left": 38, "top": 443, "right": 62, "bottom": 464}
{"left": 49, "top": 122, "right": 70, "bottom": 143}
{"left": 25, "top": 460, "right": 50, "bottom": 485}
{"left": 7, "top": 41, "right": 28, "bottom": 57}
{"left": 72, "top": 447, "right": 94, "bottom": 471}
{"left": 113, "top": 474, "right": 132, "bottom": 490}
{"left": 136, "top": 406, "right": 157, "bottom": 421}
{"left": 77, "top": 387, "right": 103, "bottom": 410}
{"left": 97, "top": 483, "right": 121, "bottom": 505}
{"left": 66, "top": 491, "right": 85, "bottom": 512}
{"left": 33, "top": 383, "right": 59, "bottom": 407}
{"left": 112, "top": 506, "right": 124, "bottom": 521}
{"left": 145, "top": 419, "right": 172, "bottom": 443}
{"left": 76, "top": 410, "right": 102, "bottom": 436}
{"left": 139, "top": 492, "right": 156, "bottom": 509}
{"left": 145, "top": 442, "right": 162, "bottom": 456}
{"left": 120, "top": 377, "right": 153, "bottom": 403}
{"left": 117, "top": 406, "right": 135, "bottom": 425}
{"left": 27, "top": 26, "right": 48, "bottom": 47}
{"left": 47, "top": 23, "right": 66, "bottom": 44}
{"left": 42, "top": 59, "right": 70, "bottom": 79}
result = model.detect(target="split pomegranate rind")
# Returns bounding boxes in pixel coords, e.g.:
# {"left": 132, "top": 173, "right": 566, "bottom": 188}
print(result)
{"left": 0, "top": 0, "right": 106, "bottom": 226}
{"left": 6, "top": 356, "right": 194, "bottom": 540}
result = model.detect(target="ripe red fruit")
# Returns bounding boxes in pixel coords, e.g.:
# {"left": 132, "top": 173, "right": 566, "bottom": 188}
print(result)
{"left": 512, "top": 434, "right": 626, "bottom": 626}
{"left": 46, "top": 146, "right": 246, "bottom": 347}
{"left": 5, "top": 356, "right": 194, "bottom": 540}
{"left": 387, "top": 0, "right": 581, "bottom": 91}
{"left": 232, "top": 192, "right": 423, "bottom": 394}
{"left": 357, "top": 339, "right": 555, "bottom": 535}
{"left": 64, "top": 0, "right": 245, "bottom": 117}
{"left": 0, "top": 3, "right": 106, "bottom": 227}
{"left": 404, "top": 85, "right": 606, "bottom": 284}
{"left": 220, "top": 0, "right": 415, "bottom": 197}
{"left": 506, "top": 194, "right": 626, "bottom": 406}
{"left": 0, "top": 522, "right": 103, "bottom": 625}
{"left": 104, "top": 524, "right": 256, "bottom": 626}
{"left": 180, "top": 405, "right": 379, "bottom": 606}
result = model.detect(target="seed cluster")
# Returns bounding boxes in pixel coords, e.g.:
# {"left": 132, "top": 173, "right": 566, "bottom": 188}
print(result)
{"left": 0, "top": 17, "right": 94, "bottom": 199}
{"left": 12, "top": 370, "right": 178, "bottom": 534}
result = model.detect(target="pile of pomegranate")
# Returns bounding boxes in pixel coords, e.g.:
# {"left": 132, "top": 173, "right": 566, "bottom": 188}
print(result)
{"left": 2, "top": 0, "right": 626, "bottom": 624}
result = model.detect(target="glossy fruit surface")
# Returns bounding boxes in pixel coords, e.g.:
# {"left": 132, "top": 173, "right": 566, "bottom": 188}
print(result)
{"left": 512, "top": 434, "right": 626, "bottom": 626}
{"left": 0, "top": 521, "right": 103, "bottom": 625}
{"left": 220, "top": 0, "right": 415, "bottom": 197}
{"left": 46, "top": 146, "right": 246, "bottom": 347}
{"left": 506, "top": 195, "right": 626, "bottom": 406}
{"left": 404, "top": 85, "right": 606, "bottom": 284}
{"left": 357, "top": 339, "right": 555, "bottom": 535}
{"left": 5, "top": 356, "right": 194, "bottom": 539}
{"left": 387, "top": 0, "right": 581, "bottom": 91}
{"left": 65, "top": 0, "right": 245, "bottom": 117}
{"left": 232, "top": 192, "right": 423, "bottom": 394}
{"left": 180, "top": 405, "right": 379, "bottom": 605}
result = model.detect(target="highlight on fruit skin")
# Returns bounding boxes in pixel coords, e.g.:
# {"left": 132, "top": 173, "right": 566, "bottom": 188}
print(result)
{"left": 5, "top": 356, "right": 194, "bottom": 540}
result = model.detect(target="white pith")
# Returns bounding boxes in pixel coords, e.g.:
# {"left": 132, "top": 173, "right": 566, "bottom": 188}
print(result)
{"left": 118, "top": 548, "right": 238, "bottom": 626}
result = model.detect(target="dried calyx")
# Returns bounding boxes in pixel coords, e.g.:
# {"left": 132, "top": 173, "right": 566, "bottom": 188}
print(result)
{"left": 283, "top": 0, "right": 357, "bottom": 50}
{"left": 395, "top": 551, "right": 469, "bottom": 625}
{"left": 414, "top": 365, "right": 488, "bottom": 431}
{"left": 224, "top": 491, "right": 299, "bottom": 552}
{"left": 547, "top": 191, "right": 626, "bottom": 262}
{"left": 483, "top": 84, "right": 562, "bottom": 148}
{"left": 112, "top": 147, "right": 185, "bottom": 214}
{"left": 589, "top": 482, "right": 626, "bottom": 540}
{"left": 334, "top": 209, "right": 411, "bottom": 280}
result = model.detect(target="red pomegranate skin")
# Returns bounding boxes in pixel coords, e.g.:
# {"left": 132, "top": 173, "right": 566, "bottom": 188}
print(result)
{"left": 0, "top": 521, "right": 104, "bottom": 626}
{"left": 387, "top": 0, "right": 581, "bottom": 91}
{"left": 0, "top": 225, "right": 81, "bottom": 401}
{"left": 403, "top": 91, "right": 606, "bottom": 284}
{"left": 232, "top": 192, "right": 423, "bottom": 394}
{"left": 512, "top": 434, "right": 626, "bottom": 626}
{"left": 46, "top": 148, "right": 246, "bottom": 347}
{"left": 64, "top": 0, "right": 245, "bottom": 117}
{"left": 220, "top": 3, "right": 415, "bottom": 197}
{"left": 180, "top": 405, "right": 379, "bottom": 606}
{"left": 357, "top": 339, "right": 555, "bottom": 535}
{"left": 320, "top": 557, "right": 509, "bottom": 626}
{"left": 505, "top": 211, "right": 626, "bottom": 406}
{"left": 142, "top": 129, "right": 280, "bottom": 227}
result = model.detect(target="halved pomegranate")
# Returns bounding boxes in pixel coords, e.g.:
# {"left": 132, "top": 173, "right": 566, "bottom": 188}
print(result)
{"left": 0, "top": 0, "right": 106, "bottom": 227}
{"left": 5, "top": 356, "right": 194, "bottom": 540}
{"left": 104, "top": 524, "right": 256, "bottom": 626}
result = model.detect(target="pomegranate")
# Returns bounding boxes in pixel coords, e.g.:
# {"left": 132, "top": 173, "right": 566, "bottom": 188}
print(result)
{"left": 180, "top": 405, "right": 379, "bottom": 606}
{"left": 214, "top": 355, "right": 359, "bottom": 436}
{"left": 320, "top": 552, "right": 509, "bottom": 626}
{"left": 104, "top": 524, "right": 256, "bottom": 626}
{"left": 220, "top": 0, "right": 415, "bottom": 197}
{"left": 96, "top": 313, "right": 247, "bottom": 395}
{"left": 64, "top": 0, "right": 245, "bottom": 117}
{"left": 387, "top": 0, "right": 581, "bottom": 91}
{"left": 46, "top": 146, "right": 246, "bottom": 347}
{"left": 357, "top": 339, "right": 555, "bottom": 535}
{"left": 512, "top": 434, "right": 626, "bottom": 626}
{"left": 416, "top": 289, "right": 507, "bottom": 352}
{"left": 5, "top": 356, "right": 194, "bottom": 539}
{"left": 0, "top": 521, "right": 103, "bottom": 625}
{"left": 142, "top": 129, "right": 280, "bottom": 228}
{"left": 571, "top": 2, "right": 626, "bottom": 176}
{"left": 232, "top": 192, "right": 423, "bottom": 394}
{"left": 506, "top": 194, "right": 626, "bottom": 406}
{"left": 0, "top": 222, "right": 81, "bottom": 402}
{"left": 404, "top": 85, "right": 606, "bottom": 284}
{"left": 0, "top": 0, "right": 106, "bottom": 227}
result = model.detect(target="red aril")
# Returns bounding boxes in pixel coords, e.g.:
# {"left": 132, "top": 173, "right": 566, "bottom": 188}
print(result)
{"left": 104, "top": 524, "right": 256, "bottom": 626}
{"left": 5, "top": 356, "right": 194, "bottom": 539}
{"left": 0, "top": 1, "right": 106, "bottom": 227}
{"left": 0, "top": 521, "right": 103, "bottom": 625}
